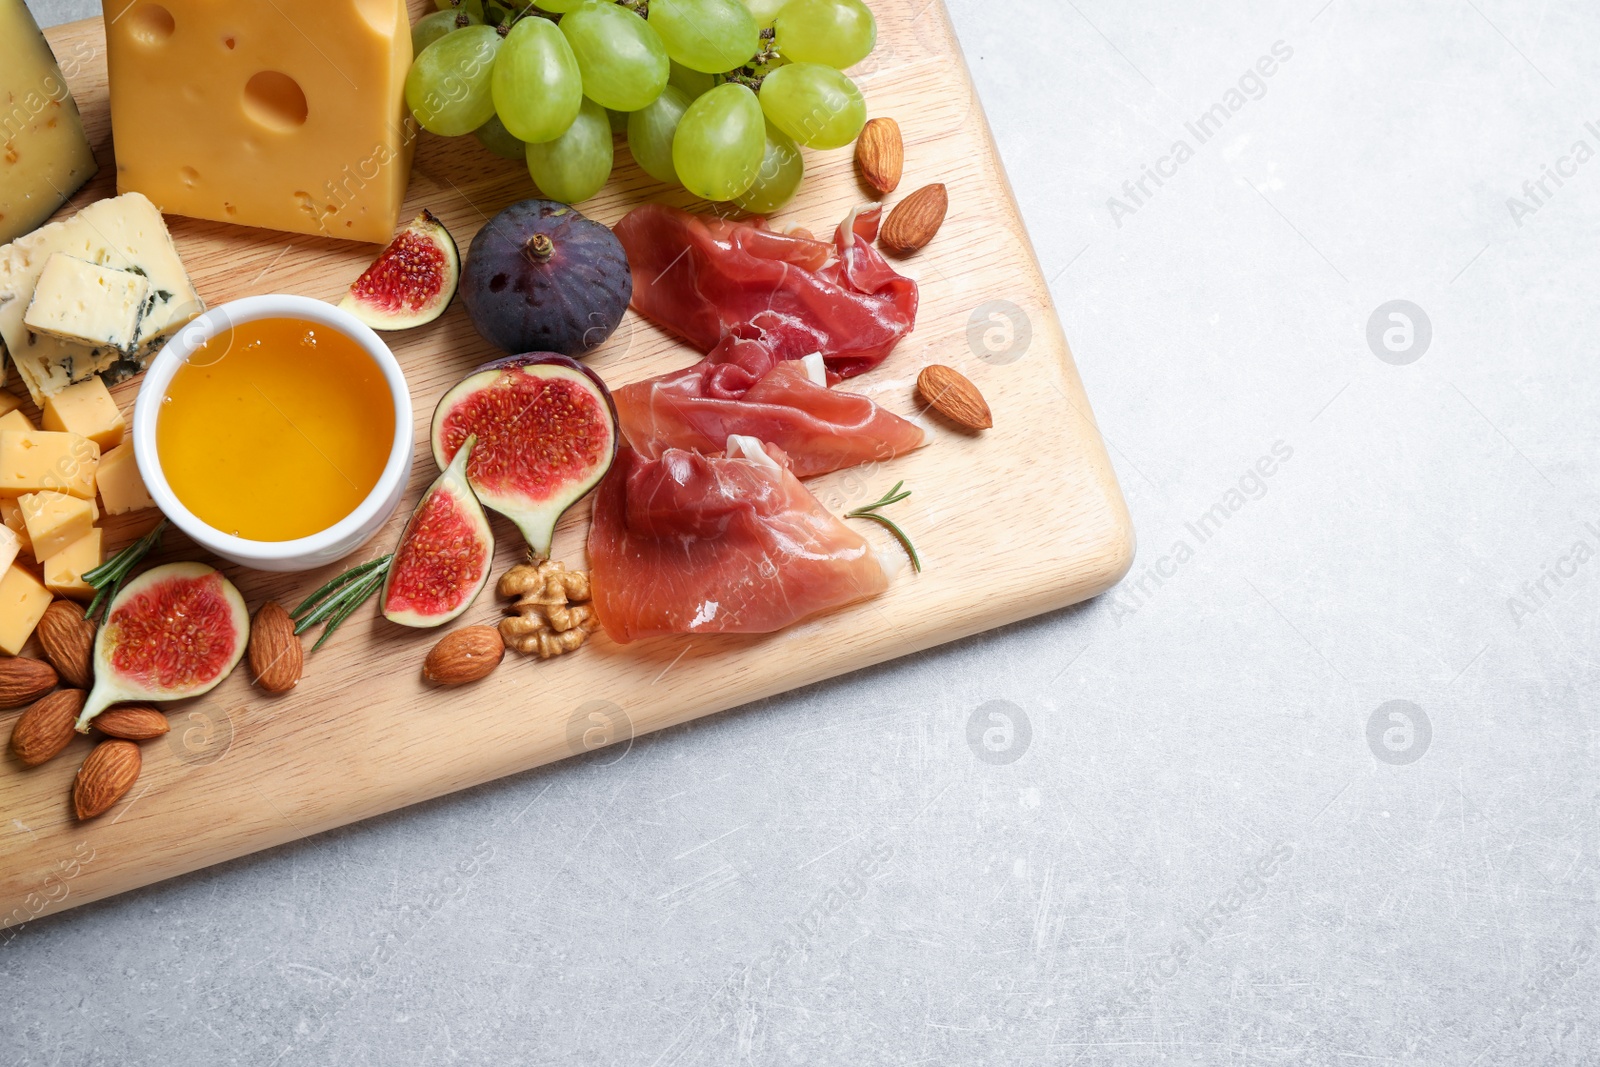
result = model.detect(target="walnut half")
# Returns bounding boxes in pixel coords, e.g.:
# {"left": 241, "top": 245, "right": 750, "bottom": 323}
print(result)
{"left": 498, "top": 559, "right": 598, "bottom": 660}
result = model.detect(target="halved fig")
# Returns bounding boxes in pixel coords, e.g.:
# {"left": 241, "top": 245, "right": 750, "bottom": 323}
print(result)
{"left": 431, "top": 355, "right": 619, "bottom": 557}
{"left": 75, "top": 563, "right": 250, "bottom": 732}
{"left": 382, "top": 436, "right": 496, "bottom": 628}
{"left": 339, "top": 209, "right": 461, "bottom": 331}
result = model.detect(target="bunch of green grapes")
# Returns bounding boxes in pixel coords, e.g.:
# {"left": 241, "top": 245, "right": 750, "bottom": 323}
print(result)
{"left": 404, "top": 0, "right": 876, "bottom": 211}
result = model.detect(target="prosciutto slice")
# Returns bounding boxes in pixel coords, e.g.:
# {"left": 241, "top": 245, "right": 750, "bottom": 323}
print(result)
{"left": 588, "top": 441, "right": 891, "bottom": 643}
{"left": 613, "top": 203, "right": 919, "bottom": 379}
{"left": 612, "top": 335, "right": 926, "bottom": 479}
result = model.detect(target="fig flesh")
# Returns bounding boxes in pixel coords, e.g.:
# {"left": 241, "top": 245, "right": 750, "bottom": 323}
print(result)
{"left": 382, "top": 436, "right": 496, "bottom": 628}
{"left": 431, "top": 355, "right": 618, "bottom": 557}
{"left": 339, "top": 209, "right": 461, "bottom": 331}
{"left": 461, "top": 199, "right": 631, "bottom": 357}
{"left": 75, "top": 563, "right": 250, "bottom": 732}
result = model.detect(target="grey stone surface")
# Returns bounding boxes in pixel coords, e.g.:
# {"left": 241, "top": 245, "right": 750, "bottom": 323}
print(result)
{"left": 9, "top": 0, "right": 1600, "bottom": 1063}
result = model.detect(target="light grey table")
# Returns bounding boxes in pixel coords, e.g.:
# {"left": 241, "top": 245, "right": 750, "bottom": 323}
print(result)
{"left": 10, "top": 1, "right": 1598, "bottom": 1063}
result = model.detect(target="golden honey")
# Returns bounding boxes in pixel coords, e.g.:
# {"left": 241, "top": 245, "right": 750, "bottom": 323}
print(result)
{"left": 157, "top": 317, "right": 395, "bottom": 542}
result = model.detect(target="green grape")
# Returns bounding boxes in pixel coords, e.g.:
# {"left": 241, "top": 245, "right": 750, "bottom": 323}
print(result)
{"left": 740, "top": 0, "right": 787, "bottom": 28}
{"left": 672, "top": 82, "right": 764, "bottom": 201}
{"left": 648, "top": 0, "right": 759, "bottom": 74}
{"left": 412, "top": 8, "right": 480, "bottom": 54}
{"left": 474, "top": 113, "right": 527, "bottom": 159}
{"left": 492, "top": 17, "right": 582, "bottom": 143}
{"left": 772, "top": 0, "right": 874, "bottom": 68}
{"left": 434, "top": 0, "right": 486, "bottom": 19}
{"left": 627, "top": 85, "right": 691, "bottom": 185}
{"left": 532, "top": 0, "right": 585, "bottom": 9}
{"left": 757, "top": 62, "right": 864, "bottom": 149}
{"left": 735, "top": 122, "right": 802, "bottom": 214}
{"left": 668, "top": 61, "right": 716, "bottom": 99}
{"left": 559, "top": 2, "right": 670, "bottom": 112}
{"left": 607, "top": 108, "right": 630, "bottom": 134}
{"left": 406, "top": 25, "right": 503, "bottom": 137}
{"left": 525, "top": 96, "right": 613, "bottom": 202}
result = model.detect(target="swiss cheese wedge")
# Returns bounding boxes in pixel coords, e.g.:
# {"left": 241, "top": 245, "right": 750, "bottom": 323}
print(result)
{"left": 102, "top": 0, "right": 416, "bottom": 243}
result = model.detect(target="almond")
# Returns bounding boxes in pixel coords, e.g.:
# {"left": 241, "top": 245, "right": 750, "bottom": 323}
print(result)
{"left": 73, "top": 739, "right": 141, "bottom": 820}
{"left": 0, "top": 656, "right": 59, "bottom": 709}
{"left": 37, "top": 600, "right": 95, "bottom": 689}
{"left": 93, "top": 703, "right": 169, "bottom": 741}
{"left": 423, "top": 626, "right": 505, "bottom": 686}
{"left": 249, "top": 601, "right": 303, "bottom": 694}
{"left": 917, "top": 365, "right": 993, "bottom": 431}
{"left": 880, "top": 183, "right": 947, "bottom": 255}
{"left": 855, "top": 117, "right": 903, "bottom": 195}
{"left": 10, "top": 690, "right": 85, "bottom": 767}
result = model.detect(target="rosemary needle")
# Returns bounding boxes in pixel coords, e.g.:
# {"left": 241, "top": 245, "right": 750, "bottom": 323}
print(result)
{"left": 847, "top": 482, "right": 921, "bottom": 573}
{"left": 292, "top": 555, "right": 393, "bottom": 649}
{"left": 84, "top": 519, "right": 169, "bottom": 620}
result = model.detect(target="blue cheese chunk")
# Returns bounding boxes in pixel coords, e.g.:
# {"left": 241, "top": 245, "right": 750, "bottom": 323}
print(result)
{"left": 23, "top": 254, "right": 150, "bottom": 356}
{"left": 0, "top": 192, "right": 203, "bottom": 402}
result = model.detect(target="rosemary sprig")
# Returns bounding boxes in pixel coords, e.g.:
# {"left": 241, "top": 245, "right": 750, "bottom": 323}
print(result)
{"left": 84, "top": 519, "right": 169, "bottom": 620}
{"left": 846, "top": 481, "right": 921, "bottom": 573}
{"left": 292, "top": 555, "right": 393, "bottom": 651}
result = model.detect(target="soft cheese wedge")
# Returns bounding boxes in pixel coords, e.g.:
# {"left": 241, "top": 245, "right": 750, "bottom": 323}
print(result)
{"left": 0, "top": 0, "right": 99, "bottom": 245}
{"left": 0, "top": 192, "right": 203, "bottom": 403}
{"left": 102, "top": 0, "right": 415, "bottom": 243}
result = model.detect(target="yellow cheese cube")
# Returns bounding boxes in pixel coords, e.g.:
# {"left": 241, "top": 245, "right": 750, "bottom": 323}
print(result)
{"left": 0, "top": 410, "right": 34, "bottom": 436}
{"left": 0, "top": 392, "right": 21, "bottom": 417}
{"left": 0, "top": 499, "right": 32, "bottom": 559}
{"left": 102, "top": 0, "right": 414, "bottom": 243}
{"left": 19, "top": 491, "right": 95, "bottom": 561}
{"left": 42, "top": 528, "right": 101, "bottom": 602}
{"left": 41, "top": 376, "right": 127, "bottom": 451}
{"left": 0, "top": 563, "right": 53, "bottom": 656}
{"left": 0, "top": 525, "right": 19, "bottom": 576}
{"left": 96, "top": 441, "right": 157, "bottom": 515}
{"left": 0, "top": 430, "right": 99, "bottom": 500}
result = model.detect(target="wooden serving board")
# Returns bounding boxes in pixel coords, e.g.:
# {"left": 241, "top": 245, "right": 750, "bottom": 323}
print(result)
{"left": 0, "top": 0, "right": 1132, "bottom": 928}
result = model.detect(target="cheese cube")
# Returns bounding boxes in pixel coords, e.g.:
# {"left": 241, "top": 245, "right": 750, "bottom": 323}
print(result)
{"left": 0, "top": 392, "right": 21, "bottom": 417}
{"left": 0, "top": 526, "right": 20, "bottom": 577}
{"left": 19, "top": 491, "right": 95, "bottom": 561}
{"left": 0, "top": 563, "right": 53, "bottom": 656}
{"left": 0, "top": 193, "right": 204, "bottom": 403}
{"left": 0, "top": 410, "right": 32, "bottom": 436}
{"left": 0, "top": 499, "right": 32, "bottom": 559}
{"left": 102, "top": 0, "right": 415, "bottom": 243}
{"left": 42, "top": 528, "right": 101, "bottom": 602}
{"left": 96, "top": 441, "right": 156, "bottom": 515}
{"left": 0, "top": 430, "right": 99, "bottom": 499}
{"left": 25, "top": 255, "right": 150, "bottom": 357}
{"left": 0, "top": 1, "right": 98, "bottom": 244}
{"left": 41, "top": 375, "right": 127, "bottom": 451}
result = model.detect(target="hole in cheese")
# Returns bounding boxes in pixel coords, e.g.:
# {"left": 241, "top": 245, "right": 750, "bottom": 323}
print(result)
{"left": 127, "top": 2, "right": 175, "bottom": 44}
{"left": 180, "top": 166, "right": 199, "bottom": 187}
{"left": 223, "top": 35, "right": 236, "bottom": 50}
{"left": 243, "top": 71, "right": 309, "bottom": 131}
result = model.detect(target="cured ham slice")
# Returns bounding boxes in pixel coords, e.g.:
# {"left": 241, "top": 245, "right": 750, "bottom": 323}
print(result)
{"left": 612, "top": 338, "right": 926, "bottom": 479}
{"left": 614, "top": 203, "right": 919, "bottom": 379}
{"left": 588, "top": 441, "right": 891, "bottom": 643}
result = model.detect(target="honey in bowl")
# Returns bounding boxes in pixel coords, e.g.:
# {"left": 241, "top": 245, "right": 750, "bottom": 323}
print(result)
{"left": 157, "top": 317, "right": 395, "bottom": 542}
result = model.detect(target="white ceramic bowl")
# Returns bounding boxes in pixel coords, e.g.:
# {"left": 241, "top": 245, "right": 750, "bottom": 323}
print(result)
{"left": 133, "top": 295, "right": 414, "bottom": 573}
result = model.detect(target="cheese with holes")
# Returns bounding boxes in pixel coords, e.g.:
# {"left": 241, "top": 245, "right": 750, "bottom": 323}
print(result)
{"left": 42, "top": 375, "right": 126, "bottom": 450}
{"left": 0, "top": 0, "right": 99, "bottom": 245}
{"left": 42, "top": 526, "right": 100, "bottom": 601}
{"left": 0, "top": 562, "right": 52, "bottom": 656}
{"left": 19, "top": 490, "right": 95, "bottom": 560}
{"left": 0, "top": 429, "right": 99, "bottom": 499}
{"left": 25, "top": 255, "right": 149, "bottom": 356}
{"left": 0, "top": 192, "right": 203, "bottom": 402}
{"left": 102, "top": 0, "right": 415, "bottom": 243}
{"left": 95, "top": 440, "right": 155, "bottom": 515}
